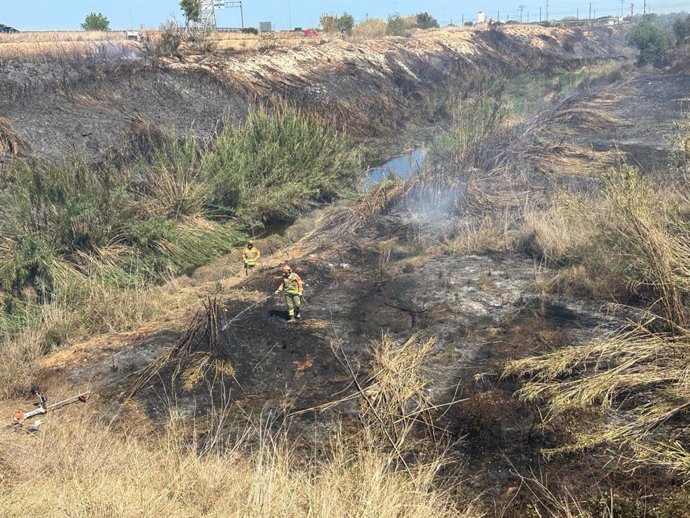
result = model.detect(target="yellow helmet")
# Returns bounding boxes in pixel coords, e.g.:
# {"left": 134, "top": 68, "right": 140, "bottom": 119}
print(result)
{"left": 282, "top": 265, "right": 292, "bottom": 273}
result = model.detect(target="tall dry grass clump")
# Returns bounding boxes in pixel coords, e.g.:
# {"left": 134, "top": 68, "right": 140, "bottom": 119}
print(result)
{"left": 521, "top": 166, "right": 690, "bottom": 321}
{"left": 428, "top": 95, "right": 507, "bottom": 173}
{"left": 506, "top": 125, "right": 690, "bottom": 481}
{"left": 0, "top": 117, "right": 30, "bottom": 158}
{"left": 360, "top": 334, "right": 439, "bottom": 453}
{"left": 0, "top": 413, "right": 468, "bottom": 517}
{"left": 352, "top": 18, "right": 387, "bottom": 39}
{"left": 504, "top": 323, "right": 690, "bottom": 480}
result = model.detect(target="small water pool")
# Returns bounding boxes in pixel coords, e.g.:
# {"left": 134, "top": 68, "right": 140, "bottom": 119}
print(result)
{"left": 361, "top": 147, "right": 427, "bottom": 191}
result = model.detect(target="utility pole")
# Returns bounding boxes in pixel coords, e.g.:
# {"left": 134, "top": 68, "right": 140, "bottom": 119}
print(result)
{"left": 589, "top": 2, "right": 592, "bottom": 19}
{"left": 630, "top": 2, "right": 634, "bottom": 17}
{"left": 577, "top": 7, "right": 579, "bottom": 19}
{"left": 519, "top": 4, "right": 525, "bottom": 23}
{"left": 497, "top": 10, "right": 500, "bottom": 21}
{"left": 643, "top": 0, "right": 646, "bottom": 14}
{"left": 287, "top": 0, "right": 292, "bottom": 29}
{"left": 539, "top": 6, "right": 542, "bottom": 21}
{"left": 621, "top": 0, "right": 625, "bottom": 19}
{"left": 545, "top": 0, "right": 549, "bottom": 22}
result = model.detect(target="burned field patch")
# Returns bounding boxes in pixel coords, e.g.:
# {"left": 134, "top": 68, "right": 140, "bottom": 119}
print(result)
{"left": 121, "top": 216, "right": 576, "bottom": 435}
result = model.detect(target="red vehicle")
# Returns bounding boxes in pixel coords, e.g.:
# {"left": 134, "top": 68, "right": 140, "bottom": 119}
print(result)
{"left": 303, "top": 28, "right": 318, "bottom": 37}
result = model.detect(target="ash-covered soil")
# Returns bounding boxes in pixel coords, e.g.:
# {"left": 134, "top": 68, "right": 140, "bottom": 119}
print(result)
{"left": 38, "top": 205, "right": 625, "bottom": 409}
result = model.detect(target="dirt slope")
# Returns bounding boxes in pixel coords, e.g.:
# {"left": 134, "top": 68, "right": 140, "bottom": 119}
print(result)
{"left": 0, "top": 25, "right": 632, "bottom": 164}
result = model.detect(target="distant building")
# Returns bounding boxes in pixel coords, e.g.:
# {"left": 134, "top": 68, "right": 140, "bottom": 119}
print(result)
{"left": 259, "top": 21, "right": 272, "bottom": 32}
{"left": 477, "top": 11, "right": 486, "bottom": 24}
{"left": 0, "top": 24, "right": 18, "bottom": 33}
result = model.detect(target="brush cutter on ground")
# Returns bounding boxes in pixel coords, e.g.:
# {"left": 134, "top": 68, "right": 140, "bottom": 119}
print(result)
{"left": 12, "top": 386, "right": 90, "bottom": 426}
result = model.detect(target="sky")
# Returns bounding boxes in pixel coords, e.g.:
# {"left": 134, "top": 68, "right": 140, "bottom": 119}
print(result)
{"left": 0, "top": 0, "right": 688, "bottom": 31}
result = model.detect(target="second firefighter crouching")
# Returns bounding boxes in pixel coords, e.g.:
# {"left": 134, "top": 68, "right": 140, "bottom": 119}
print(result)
{"left": 275, "top": 265, "right": 303, "bottom": 322}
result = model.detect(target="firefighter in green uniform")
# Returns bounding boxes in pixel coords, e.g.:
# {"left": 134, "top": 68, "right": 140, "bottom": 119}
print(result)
{"left": 274, "top": 265, "right": 303, "bottom": 322}
{"left": 242, "top": 240, "right": 260, "bottom": 276}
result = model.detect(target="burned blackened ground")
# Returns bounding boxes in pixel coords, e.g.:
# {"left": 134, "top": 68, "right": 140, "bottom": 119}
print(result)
{"left": 44, "top": 198, "right": 626, "bottom": 429}
{"left": 0, "top": 63, "right": 246, "bottom": 163}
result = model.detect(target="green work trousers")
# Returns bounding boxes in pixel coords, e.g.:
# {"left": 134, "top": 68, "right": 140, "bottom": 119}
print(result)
{"left": 285, "top": 293, "right": 301, "bottom": 318}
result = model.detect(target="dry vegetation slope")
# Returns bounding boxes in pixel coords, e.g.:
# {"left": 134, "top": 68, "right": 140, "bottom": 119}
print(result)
{"left": 3, "top": 27, "right": 679, "bottom": 517}
{"left": 0, "top": 25, "right": 631, "bottom": 163}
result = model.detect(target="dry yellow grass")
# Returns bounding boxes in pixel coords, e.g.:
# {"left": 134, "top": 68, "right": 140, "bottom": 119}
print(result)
{"left": 0, "top": 31, "right": 126, "bottom": 44}
{"left": 0, "top": 31, "right": 134, "bottom": 59}
{"left": 209, "top": 31, "right": 325, "bottom": 52}
{"left": 505, "top": 141, "right": 690, "bottom": 479}
{"left": 0, "top": 30, "right": 326, "bottom": 58}
{"left": 0, "top": 410, "right": 474, "bottom": 518}
{"left": 352, "top": 19, "right": 387, "bottom": 40}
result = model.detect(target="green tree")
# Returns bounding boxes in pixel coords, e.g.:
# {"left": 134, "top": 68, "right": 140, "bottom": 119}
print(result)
{"left": 180, "top": 0, "right": 201, "bottom": 27}
{"left": 673, "top": 15, "right": 690, "bottom": 45}
{"left": 81, "top": 12, "right": 110, "bottom": 31}
{"left": 415, "top": 12, "right": 439, "bottom": 29}
{"left": 385, "top": 14, "right": 406, "bottom": 36}
{"left": 626, "top": 19, "right": 671, "bottom": 66}
{"left": 337, "top": 12, "right": 355, "bottom": 33}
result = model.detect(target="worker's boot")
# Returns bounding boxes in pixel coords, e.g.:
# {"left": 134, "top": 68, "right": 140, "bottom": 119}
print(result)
{"left": 295, "top": 310, "right": 301, "bottom": 320}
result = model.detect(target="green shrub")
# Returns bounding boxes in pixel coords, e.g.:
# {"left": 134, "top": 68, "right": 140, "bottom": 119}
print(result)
{"left": 320, "top": 13, "right": 354, "bottom": 33}
{"left": 203, "top": 108, "right": 360, "bottom": 226}
{"left": 415, "top": 12, "right": 439, "bottom": 29}
{"left": 673, "top": 15, "right": 690, "bottom": 45}
{"left": 179, "top": 0, "right": 201, "bottom": 25}
{"left": 626, "top": 19, "right": 671, "bottom": 66}
{"left": 0, "top": 108, "right": 356, "bottom": 349}
{"left": 135, "top": 136, "right": 210, "bottom": 220}
{"left": 81, "top": 12, "right": 110, "bottom": 31}
{"left": 385, "top": 14, "right": 407, "bottom": 36}
{"left": 1, "top": 159, "right": 130, "bottom": 254}
{"left": 0, "top": 235, "right": 55, "bottom": 300}
{"left": 337, "top": 13, "right": 355, "bottom": 33}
